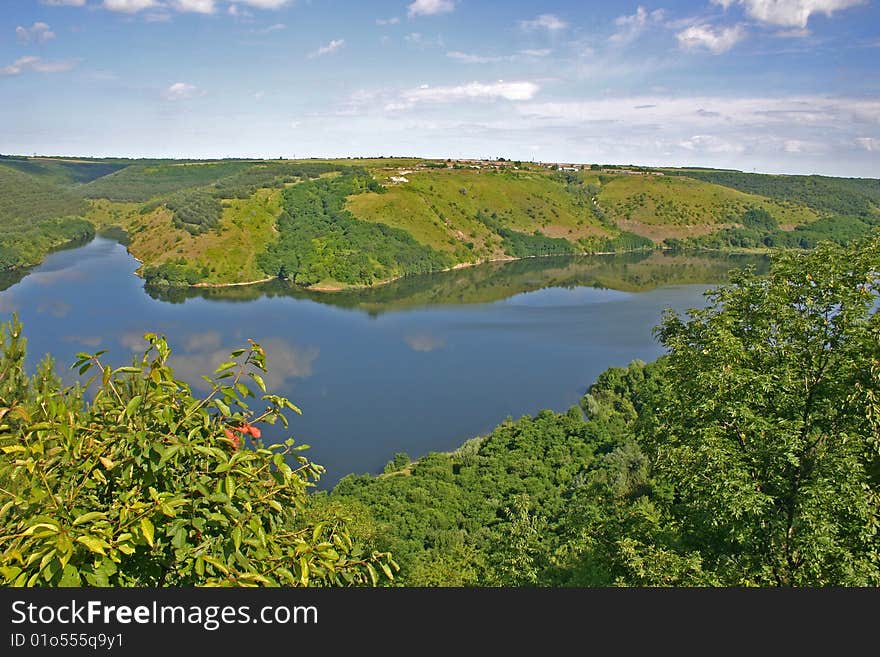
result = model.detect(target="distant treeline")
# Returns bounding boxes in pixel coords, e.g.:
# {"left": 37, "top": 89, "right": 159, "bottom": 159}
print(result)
{"left": 666, "top": 206, "right": 880, "bottom": 250}
{"left": 0, "top": 156, "right": 127, "bottom": 185}
{"left": 664, "top": 169, "right": 880, "bottom": 217}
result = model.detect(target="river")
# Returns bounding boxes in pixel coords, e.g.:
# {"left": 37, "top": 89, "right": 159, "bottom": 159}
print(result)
{"left": 0, "top": 237, "right": 767, "bottom": 486}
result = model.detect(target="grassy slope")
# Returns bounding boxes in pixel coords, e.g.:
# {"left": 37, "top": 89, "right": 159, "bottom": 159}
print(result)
{"left": 594, "top": 173, "right": 818, "bottom": 236}
{"left": 92, "top": 189, "right": 283, "bottom": 284}
{"left": 348, "top": 165, "right": 821, "bottom": 262}
{"left": 347, "top": 167, "right": 609, "bottom": 263}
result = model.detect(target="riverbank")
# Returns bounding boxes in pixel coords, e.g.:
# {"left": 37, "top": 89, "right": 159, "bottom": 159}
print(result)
{"left": 165, "top": 248, "right": 659, "bottom": 294}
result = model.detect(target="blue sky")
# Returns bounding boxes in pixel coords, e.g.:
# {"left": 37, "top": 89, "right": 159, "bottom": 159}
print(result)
{"left": 1, "top": 0, "right": 878, "bottom": 176}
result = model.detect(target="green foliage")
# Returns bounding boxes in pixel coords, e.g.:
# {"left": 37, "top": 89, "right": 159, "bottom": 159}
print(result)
{"left": 333, "top": 407, "right": 603, "bottom": 585}
{"left": 166, "top": 190, "right": 224, "bottom": 235}
{"left": 665, "top": 169, "right": 880, "bottom": 217}
{"left": 473, "top": 210, "right": 577, "bottom": 257}
{"left": 0, "top": 318, "right": 396, "bottom": 587}
{"left": 143, "top": 259, "right": 206, "bottom": 288}
{"left": 383, "top": 453, "right": 411, "bottom": 474}
{"left": 257, "top": 171, "right": 451, "bottom": 286}
{"left": 500, "top": 230, "right": 576, "bottom": 258}
{"left": 648, "top": 236, "right": 880, "bottom": 585}
{"left": 596, "top": 230, "right": 655, "bottom": 253}
{"left": 688, "top": 213, "right": 878, "bottom": 250}
{"left": 740, "top": 207, "right": 778, "bottom": 232}
{"left": 209, "top": 162, "right": 342, "bottom": 199}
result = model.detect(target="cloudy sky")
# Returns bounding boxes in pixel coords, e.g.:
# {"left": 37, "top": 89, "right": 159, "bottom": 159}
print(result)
{"left": 1, "top": 0, "right": 878, "bottom": 175}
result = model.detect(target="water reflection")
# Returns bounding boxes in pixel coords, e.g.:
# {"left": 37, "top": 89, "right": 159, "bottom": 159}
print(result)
{"left": 147, "top": 251, "right": 769, "bottom": 313}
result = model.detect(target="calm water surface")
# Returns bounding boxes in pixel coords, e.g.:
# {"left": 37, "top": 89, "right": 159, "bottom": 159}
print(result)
{"left": 0, "top": 238, "right": 766, "bottom": 486}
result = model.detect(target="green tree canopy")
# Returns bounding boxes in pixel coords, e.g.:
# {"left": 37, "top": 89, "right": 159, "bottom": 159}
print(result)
{"left": 647, "top": 236, "right": 880, "bottom": 585}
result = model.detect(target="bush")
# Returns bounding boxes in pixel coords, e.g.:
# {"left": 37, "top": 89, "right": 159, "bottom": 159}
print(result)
{"left": 0, "top": 318, "right": 397, "bottom": 587}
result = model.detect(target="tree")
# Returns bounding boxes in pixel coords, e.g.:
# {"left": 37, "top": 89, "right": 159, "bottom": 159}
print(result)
{"left": 0, "top": 317, "right": 397, "bottom": 587}
{"left": 649, "top": 236, "right": 880, "bottom": 585}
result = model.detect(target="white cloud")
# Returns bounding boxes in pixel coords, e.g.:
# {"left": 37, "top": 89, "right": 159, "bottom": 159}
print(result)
{"left": 308, "top": 39, "right": 345, "bottom": 58}
{"left": 36, "top": 299, "right": 72, "bottom": 318}
{"left": 609, "top": 6, "right": 665, "bottom": 45}
{"left": 446, "top": 49, "right": 553, "bottom": 64}
{"left": 40, "top": 0, "right": 86, "bottom": 5}
{"left": 712, "top": 0, "right": 866, "bottom": 28}
{"left": 405, "top": 335, "right": 446, "bottom": 352}
{"left": 519, "top": 13, "right": 567, "bottom": 31}
{"left": 169, "top": 334, "right": 318, "bottom": 391}
{"left": 102, "top": 0, "right": 287, "bottom": 12}
{"left": 680, "top": 134, "right": 746, "bottom": 154}
{"left": 171, "top": 0, "right": 216, "bottom": 13}
{"left": 0, "top": 56, "right": 78, "bottom": 76}
{"left": 519, "top": 95, "right": 880, "bottom": 129}
{"left": 103, "top": 0, "right": 160, "bottom": 12}
{"left": 447, "top": 51, "right": 500, "bottom": 64}
{"left": 62, "top": 335, "right": 104, "bottom": 348}
{"left": 16, "top": 22, "right": 56, "bottom": 44}
{"left": 237, "top": 0, "right": 291, "bottom": 7}
{"left": 253, "top": 22, "right": 286, "bottom": 33}
{"left": 408, "top": 0, "right": 455, "bottom": 17}
{"left": 775, "top": 27, "right": 812, "bottom": 36}
{"left": 677, "top": 24, "right": 747, "bottom": 53}
{"left": 855, "top": 137, "right": 880, "bottom": 151}
{"left": 376, "top": 17, "right": 400, "bottom": 26}
{"left": 405, "top": 32, "right": 444, "bottom": 47}
{"left": 163, "top": 81, "right": 203, "bottom": 100}
{"left": 392, "top": 80, "right": 540, "bottom": 109}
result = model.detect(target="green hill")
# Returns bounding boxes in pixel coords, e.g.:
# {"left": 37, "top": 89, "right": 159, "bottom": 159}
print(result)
{"left": 0, "top": 155, "right": 877, "bottom": 289}
{"left": 0, "top": 164, "right": 92, "bottom": 270}
{"left": 662, "top": 168, "right": 880, "bottom": 217}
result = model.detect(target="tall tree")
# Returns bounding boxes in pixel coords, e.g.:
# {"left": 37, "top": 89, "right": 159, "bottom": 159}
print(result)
{"left": 649, "top": 236, "right": 880, "bottom": 585}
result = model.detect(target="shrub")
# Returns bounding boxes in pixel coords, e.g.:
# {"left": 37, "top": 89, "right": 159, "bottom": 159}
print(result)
{"left": 0, "top": 318, "right": 396, "bottom": 587}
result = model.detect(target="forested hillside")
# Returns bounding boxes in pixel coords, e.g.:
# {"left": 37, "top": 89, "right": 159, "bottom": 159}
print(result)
{"left": 333, "top": 236, "right": 880, "bottom": 586}
{"left": 0, "top": 164, "right": 93, "bottom": 271}
{"left": 1, "top": 154, "right": 878, "bottom": 291}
